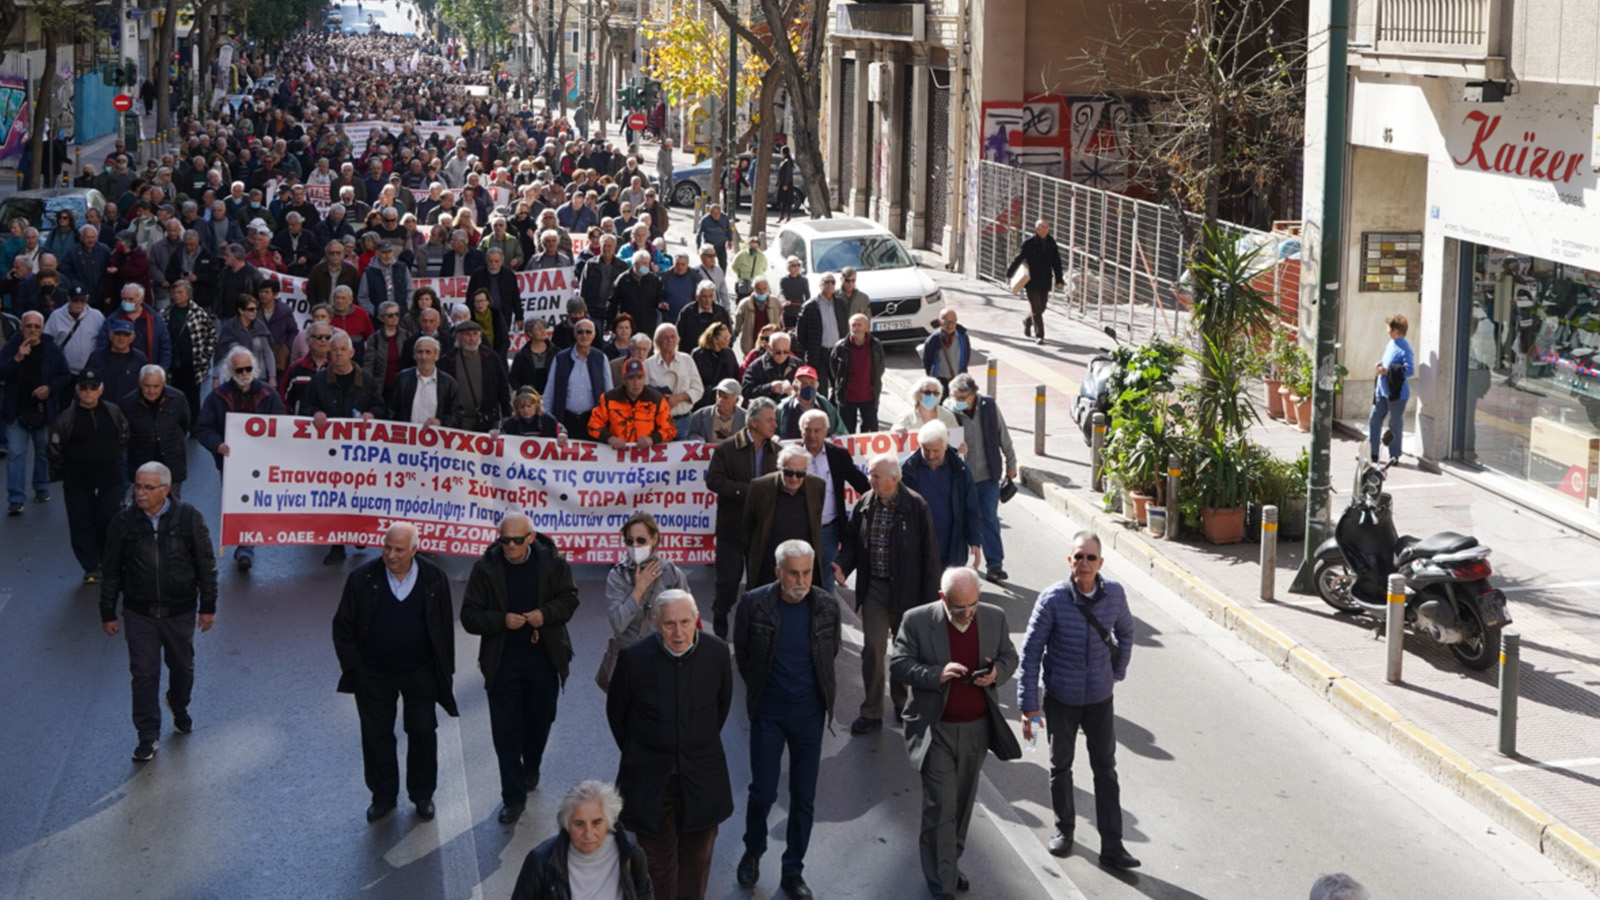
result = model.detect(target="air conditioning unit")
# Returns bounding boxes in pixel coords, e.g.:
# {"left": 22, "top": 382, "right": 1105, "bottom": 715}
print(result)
{"left": 867, "top": 61, "right": 888, "bottom": 103}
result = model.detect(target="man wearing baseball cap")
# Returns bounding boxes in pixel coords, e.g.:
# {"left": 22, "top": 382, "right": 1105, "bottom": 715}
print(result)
{"left": 48, "top": 369, "right": 129, "bottom": 583}
{"left": 686, "top": 378, "right": 746, "bottom": 444}
{"left": 776, "top": 365, "right": 842, "bottom": 440}
{"left": 588, "top": 358, "right": 675, "bottom": 449}
{"left": 86, "top": 318, "right": 148, "bottom": 403}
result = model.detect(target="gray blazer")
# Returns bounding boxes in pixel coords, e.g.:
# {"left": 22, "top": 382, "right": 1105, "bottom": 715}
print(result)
{"left": 890, "top": 599, "right": 1022, "bottom": 772}
{"left": 685, "top": 404, "right": 747, "bottom": 444}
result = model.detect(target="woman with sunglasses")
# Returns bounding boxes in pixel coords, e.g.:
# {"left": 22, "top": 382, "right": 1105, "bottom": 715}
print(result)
{"left": 43, "top": 210, "right": 79, "bottom": 261}
{"left": 605, "top": 512, "right": 690, "bottom": 644}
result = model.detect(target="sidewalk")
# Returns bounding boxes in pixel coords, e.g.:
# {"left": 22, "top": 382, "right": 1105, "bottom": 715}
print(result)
{"left": 929, "top": 271, "right": 1600, "bottom": 893}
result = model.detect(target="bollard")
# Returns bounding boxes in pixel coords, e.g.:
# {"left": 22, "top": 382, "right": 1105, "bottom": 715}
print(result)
{"left": 1089, "top": 411, "right": 1106, "bottom": 490}
{"left": 1259, "top": 504, "right": 1278, "bottom": 600}
{"left": 986, "top": 357, "right": 998, "bottom": 398}
{"left": 1498, "top": 630, "right": 1520, "bottom": 756}
{"left": 1385, "top": 573, "right": 1406, "bottom": 683}
{"left": 1034, "top": 385, "right": 1048, "bottom": 457}
{"left": 1165, "top": 455, "right": 1181, "bottom": 541}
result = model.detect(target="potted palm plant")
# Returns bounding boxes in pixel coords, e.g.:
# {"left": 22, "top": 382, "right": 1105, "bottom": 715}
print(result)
{"left": 1189, "top": 434, "right": 1258, "bottom": 544}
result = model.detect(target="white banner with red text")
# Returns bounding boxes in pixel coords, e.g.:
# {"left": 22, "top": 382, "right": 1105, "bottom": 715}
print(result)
{"left": 265, "top": 268, "right": 577, "bottom": 342}
{"left": 218, "top": 415, "right": 922, "bottom": 563}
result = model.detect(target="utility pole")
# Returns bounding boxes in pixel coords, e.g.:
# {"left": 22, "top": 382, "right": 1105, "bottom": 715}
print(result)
{"left": 546, "top": 0, "right": 557, "bottom": 112}
{"left": 585, "top": 0, "right": 593, "bottom": 116}
{"left": 1291, "top": 0, "right": 1350, "bottom": 595}
{"left": 725, "top": 0, "right": 737, "bottom": 216}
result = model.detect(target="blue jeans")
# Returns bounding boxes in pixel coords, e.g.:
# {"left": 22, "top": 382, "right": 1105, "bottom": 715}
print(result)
{"left": 1369, "top": 394, "right": 1406, "bottom": 460}
{"left": 5, "top": 420, "right": 50, "bottom": 504}
{"left": 745, "top": 700, "right": 825, "bottom": 876}
{"left": 974, "top": 479, "right": 1004, "bottom": 570}
{"left": 818, "top": 518, "right": 841, "bottom": 595}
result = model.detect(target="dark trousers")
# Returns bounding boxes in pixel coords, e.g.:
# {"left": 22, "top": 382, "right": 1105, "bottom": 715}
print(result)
{"left": 124, "top": 609, "right": 195, "bottom": 742}
{"left": 487, "top": 649, "right": 560, "bottom": 807}
{"left": 1025, "top": 285, "right": 1050, "bottom": 338}
{"left": 170, "top": 365, "right": 202, "bottom": 423}
{"left": 776, "top": 186, "right": 794, "bottom": 217}
{"left": 354, "top": 664, "right": 440, "bottom": 805}
{"left": 64, "top": 479, "right": 124, "bottom": 572}
{"left": 640, "top": 774, "right": 719, "bottom": 900}
{"left": 1044, "top": 694, "right": 1124, "bottom": 849}
{"left": 839, "top": 400, "right": 878, "bottom": 434}
{"left": 713, "top": 537, "right": 746, "bottom": 623}
{"left": 920, "top": 718, "right": 988, "bottom": 895}
{"left": 560, "top": 409, "right": 594, "bottom": 440}
{"left": 744, "top": 701, "right": 824, "bottom": 876}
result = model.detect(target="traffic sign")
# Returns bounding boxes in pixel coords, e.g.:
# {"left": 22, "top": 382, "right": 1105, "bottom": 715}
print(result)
{"left": 113, "top": 94, "right": 133, "bottom": 112}
{"left": 628, "top": 112, "right": 646, "bottom": 131}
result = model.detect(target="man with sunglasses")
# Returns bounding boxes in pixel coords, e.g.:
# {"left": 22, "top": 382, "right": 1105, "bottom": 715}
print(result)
{"left": 1018, "top": 530, "right": 1139, "bottom": 870}
{"left": 742, "top": 445, "right": 823, "bottom": 591}
{"left": 739, "top": 331, "right": 800, "bottom": 403}
{"left": 195, "top": 347, "right": 286, "bottom": 572}
{"left": 460, "top": 512, "right": 580, "bottom": 826}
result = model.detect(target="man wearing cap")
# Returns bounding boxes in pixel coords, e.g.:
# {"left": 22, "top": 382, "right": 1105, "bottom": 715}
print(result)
{"left": 795, "top": 274, "right": 849, "bottom": 397}
{"left": 589, "top": 358, "right": 675, "bottom": 448}
{"left": 686, "top": 378, "right": 747, "bottom": 444}
{"left": 358, "top": 242, "right": 412, "bottom": 313}
{"left": 96, "top": 283, "right": 171, "bottom": 371}
{"left": 43, "top": 283, "right": 104, "bottom": 376}
{"left": 48, "top": 370, "right": 129, "bottom": 582}
{"left": 440, "top": 321, "right": 511, "bottom": 433}
{"left": 244, "top": 224, "right": 284, "bottom": 273}
{"left": 776, "top": 366, "right": 843, "bottom": 440}
{"left": 87, "top": 319, "right": 149, "bottom": 402}
{"left": 730, "top": 235, "right": 768, "bottom": 288}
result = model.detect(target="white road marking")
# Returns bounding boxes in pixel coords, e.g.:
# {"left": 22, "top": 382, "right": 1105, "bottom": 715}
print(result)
{"left": 382, "top": 714, "right": 483, "bottom": 899}
{"left": 1500, "top": 580, "right": 1600, "bottom": 593}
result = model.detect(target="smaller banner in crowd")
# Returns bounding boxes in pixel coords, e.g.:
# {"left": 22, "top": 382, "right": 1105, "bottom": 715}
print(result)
{"left": 219, "top": 415, "right": 923, "bottom": 563}
{"left": 269, "top": 266, "right": 576, "bottom": 337}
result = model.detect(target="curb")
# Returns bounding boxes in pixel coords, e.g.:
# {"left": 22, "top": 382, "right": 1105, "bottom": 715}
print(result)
{"left": 1020, "top": 465, "right": 1600, "bottom": 894}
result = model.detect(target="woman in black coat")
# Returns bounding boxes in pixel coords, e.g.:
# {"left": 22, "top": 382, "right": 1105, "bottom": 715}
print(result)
{"left": 690, "top": 322, "right": 740, "bottom": 410}
{"left": 1005, "top": 219, "right": 1065, "bottom": 345}
{"left": 510, "top": 780, "right": 654, "bottom": 900}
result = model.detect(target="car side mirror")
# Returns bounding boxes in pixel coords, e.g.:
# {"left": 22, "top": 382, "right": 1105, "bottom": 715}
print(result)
{"left": 910, "top": 252, "right": 923, "bottom": 267}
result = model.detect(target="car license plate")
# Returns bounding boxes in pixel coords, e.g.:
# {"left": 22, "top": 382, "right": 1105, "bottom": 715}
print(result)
{"left": 871, "top": 316, "right": 911, "bottom": 333}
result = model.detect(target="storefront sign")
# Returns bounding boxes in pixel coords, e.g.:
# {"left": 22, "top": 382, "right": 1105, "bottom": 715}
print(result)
{"left": 1448, "top": 109, "right": 1589, "bottom": 187}
{"left": 219, "top": 416, "right": 919, "bottom": 562}
{"left": 834, "top": 2, "right": 925, "bottom": 42}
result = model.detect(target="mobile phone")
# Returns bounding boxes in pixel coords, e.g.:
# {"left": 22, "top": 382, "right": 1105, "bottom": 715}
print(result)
{"left": 964, "top": 661, "right": 994, "bottom": 684}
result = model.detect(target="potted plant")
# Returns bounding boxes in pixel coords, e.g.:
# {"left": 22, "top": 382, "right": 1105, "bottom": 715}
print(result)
{"left": 1189, "top": 434, "right": 1258, "bottom": 544}
{"left": 1262, "top": 325, "right": 1298, "bottom": 420}
{"left": 1248, "top": 448, "right": 1309, "bottom": 540}
{"left": 1281, "top": 347, "right": 1312, "bottom": 431}
{"left": 1102, "top": 338, "right": 1185, "bottom": 526}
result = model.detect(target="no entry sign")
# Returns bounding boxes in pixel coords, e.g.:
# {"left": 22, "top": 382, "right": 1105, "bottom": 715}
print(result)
{"left": 113, "top": 94, "right": 134, "bottom": 112}
{"left": 628, "top": 112, "right": 646, "bottom": 131}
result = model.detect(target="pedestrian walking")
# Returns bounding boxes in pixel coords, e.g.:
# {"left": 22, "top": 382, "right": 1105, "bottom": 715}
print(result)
{"left": 99, "top": 461, "right": 219, "bottom": 762}
{"left": 742, "top": 445, "right": 823, "bottom": 589}
{"left": 1006, "top": 219, "right": 1065, "bottom": 345}
{"left": 2, "top": 310, "right": 69, "bottom": 515}
{"left": 705, "top": 397, "right": 780, "bottom": 637}
{"left": 48, "top": 370, "right": 128, "bottom": 582}
{"left": 1018, "top": 530, "right": 1140, "bottom": 869}
{"left": 1369, "top": 313, "right": 1414, "bottom": 464}
{"left": 948, "top": 373, "right": 1017, "bottom": 583}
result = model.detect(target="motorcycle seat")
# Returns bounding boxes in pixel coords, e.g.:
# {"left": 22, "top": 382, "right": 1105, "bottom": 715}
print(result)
{"left": 1397, "top": 531, "right": 1478, "bottom": 564}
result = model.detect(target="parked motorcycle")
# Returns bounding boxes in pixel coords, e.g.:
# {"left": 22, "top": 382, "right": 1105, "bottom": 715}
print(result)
{"left": 1312, "top": 454, "right": 1510, "bottom": 670}
{"left": 1072, "top": 326, "right": 1120, "bottom": 444}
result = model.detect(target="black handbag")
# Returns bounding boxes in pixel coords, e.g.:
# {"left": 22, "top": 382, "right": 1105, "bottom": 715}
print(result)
{"left": 998, "top": 475, "right": 1018, "bottom": 503}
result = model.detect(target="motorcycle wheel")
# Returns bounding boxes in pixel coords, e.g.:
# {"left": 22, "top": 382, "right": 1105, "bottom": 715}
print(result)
{"left": 1313, "top": 558, "right": 1363, "bottom": 613}
{"left": 1448, "top": 595, "right": 1501, "bottom": 671}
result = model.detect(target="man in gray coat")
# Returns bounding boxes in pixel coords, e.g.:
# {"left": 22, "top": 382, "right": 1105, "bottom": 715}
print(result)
{"left": 889, "top": 567, "right": 1020, "bottom": 900}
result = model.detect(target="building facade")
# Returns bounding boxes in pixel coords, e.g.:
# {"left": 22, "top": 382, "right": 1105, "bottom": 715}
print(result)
{"left": 1320, "top": 0, "right": 1600, "bottom": 532}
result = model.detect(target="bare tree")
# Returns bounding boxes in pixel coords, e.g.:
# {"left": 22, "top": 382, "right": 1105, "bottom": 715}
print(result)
{"left": 154, "top": 0, "right": 183, "bottom": 134}
{"left": 28, "top": 0, "right": 96, "bottom": 189}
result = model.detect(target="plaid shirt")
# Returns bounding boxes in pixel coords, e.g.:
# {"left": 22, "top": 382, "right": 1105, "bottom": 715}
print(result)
{"left": 866, "top": 489, "right": 899, "bottom": 578}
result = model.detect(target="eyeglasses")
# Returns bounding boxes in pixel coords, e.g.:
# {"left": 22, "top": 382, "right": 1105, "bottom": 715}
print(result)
{"left": 234, "top": 365, "right": 253, "bottom": 373}
{"left": 1073, "top": 553, "right": 1100, "bottom": 562}
{"left": 843, "top": 279, "right": 856, "bottom": 284}
{"left": 131, "top": 483, "right": 168, "bottom": 493}
{"left": 947, "top": 602, "right": 979, "bottom": 616}
{"left": 921, "top": 390, "right": 940, "bottom": 397}
{"left": 575, "top": 329, "right": 595, "bottom": 335}
{"left": 310, "top": 334, "right": 332, "bottom": 341}
{"left": 240, "top": 306, "right": 258, "bottom": 313}
{"left": 497, "top": 533, "right": 532, "bottom": 546}
{"left": 782, "top": 470, "right": 806, "bottom": 479}
{"left": 626, "top": 535, "right": 652, "bottom": 546}
{"left": 381, "top": 312, "right": 399, "bottom": 319}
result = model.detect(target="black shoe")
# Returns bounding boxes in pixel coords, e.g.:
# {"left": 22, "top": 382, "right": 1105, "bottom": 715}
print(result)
{"left": 1036, "top": 337, "right": 1047, "bottom": 346}
{"left": 497, "top": 803, "right": 524, "bottom": 824}
{"left": 7, "top": 502, "right": 21, "bottom": 516}
{"left": 1023, "top": 316, "right": 1033, "bottom": 337}
{"left": 1100, "top": 847, "right": 1141, "bottom": 869}
{"left": 167, "top": 698, "right": 193, "bottom": 734}
{"left": 736, "top": 852, "right": 760, "bottom": 888}
{"left": 1048, "top": 832, "right": 1073, "bottom": 857}
{"left": 957, "top": 872, "right": 970, "bottom": 892}
{"left": 323, "top": 545, "right": 346, "bottom": 565}
{"left": 235, "top": 553, "right": 253, "bottom": 573}
{"left": 33, "top": 490, "right": 49, "bottom": 503}
{"left": 849, "top": 716, "right": 881, "bottom": 735}
{"left": 713, "top": 615, "right": 729, "bottom": 639}
{"left": 366, "top": 799, "right": 396, "bottom": 822}
{"left": 132, "top": 739, "right": 158, "bottom": 762}
{"left": 524, "top": 768, "right": 541, "bottom": 792}
{"left": 415, "top": 800, "right": 435, "bottom": 821}
{"left": 986, "top": 568, "right": 1008, "bottom": 583}
{"left": 893, "top": 706, "right": 905, "bottom": 725}
{"left": 779, "top": 874, "right": 813, "bottom": 899}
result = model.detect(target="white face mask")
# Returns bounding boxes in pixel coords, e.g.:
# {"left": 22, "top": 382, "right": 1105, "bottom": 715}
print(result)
{"left": 631, "top": 545, "right": 652, "bottom": 564}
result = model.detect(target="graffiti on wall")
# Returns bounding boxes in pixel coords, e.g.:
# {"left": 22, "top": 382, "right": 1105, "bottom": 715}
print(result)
{"left": 0, "top": 76, "right": 29, "bottom": 165}
{"left": 981, "top": 95, "right": 1134, "bottom": 191}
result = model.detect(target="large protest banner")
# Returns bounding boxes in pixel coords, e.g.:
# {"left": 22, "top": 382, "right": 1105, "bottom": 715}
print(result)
{"left": 218, "top": 415, "right": 922, "bottom": 564}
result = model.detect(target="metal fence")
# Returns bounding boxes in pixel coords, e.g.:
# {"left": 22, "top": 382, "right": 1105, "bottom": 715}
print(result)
{"left": 973, "top": 160, "right": 1299, "bottom": 345}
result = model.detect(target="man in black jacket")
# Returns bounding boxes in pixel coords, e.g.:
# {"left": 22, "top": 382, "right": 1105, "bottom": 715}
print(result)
{"left": 332, "top": 522, "right": 459, "bottom": 823}
{"left": 99, "top": 460, "right": 219, "bottom": 762}
{"left": 440, "top": 321, "right": 511, "bottom": 432}
{"left": 704, "top": 397, "right": 780, "bottom": 638}
{"left": 387, "top": 336, "right": 463, "bottom": 428}
{"left": 194, "top": 346, "right": 286, "bottom": 572}
{"left": 118, "top": 365, "right": 191, "bottom": 497}
{"left": 466, "top": 247, "right": 523, "bottom": 323}
{"left": 1006, "top": 219, "right": 1065, "bottom": 345}
{"left": 733, "top": 541, "right": 840, "bottom": 900}
{"left": 606, "top": 590, "right": 733, "bottom": 900}
{"left": 48, "top": 370, "right": 129, "bottom": 582}
{"left": 832, "top": 452, "right": 942, "bottom": 735}
{"left": 2, "top": 310, "right": 70, "bottom": 515}
{"left": 299, "top": 332, "right": 387, "bottom": 565}
{"left": 460, "top": 514, "right": 580, "bottom": 825}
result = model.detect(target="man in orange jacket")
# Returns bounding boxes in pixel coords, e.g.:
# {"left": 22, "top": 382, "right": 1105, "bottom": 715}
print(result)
{"left": 588, "top": 357, "right": 676, "bottom": 448}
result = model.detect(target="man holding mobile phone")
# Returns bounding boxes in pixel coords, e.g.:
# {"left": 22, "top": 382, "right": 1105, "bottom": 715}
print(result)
{"left": 1018, "top": 530, "right": 1139, "bottom": 869}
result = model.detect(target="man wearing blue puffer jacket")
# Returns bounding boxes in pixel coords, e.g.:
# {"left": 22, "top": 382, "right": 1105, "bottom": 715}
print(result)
{"left": 1018, "top": 530, "right": 1140, "bottom": 871}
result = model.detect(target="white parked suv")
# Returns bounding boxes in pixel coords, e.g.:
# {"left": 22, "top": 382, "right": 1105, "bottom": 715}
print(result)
{"left": 768, "top": 217, "right": 944, "bottom": 345}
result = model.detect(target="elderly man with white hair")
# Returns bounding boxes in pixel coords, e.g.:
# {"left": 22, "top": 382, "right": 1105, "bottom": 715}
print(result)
{"left": 194, "top": 345, "right": 286, "bottom": 571}
{"left": 645, "top": 322, "right": 703, "bottom": 435}
{"left": 607, "top": 590, "right": 733, "bottom": 900}
{"left": 332, "top": 521, "right": 459, "bottom": 824}
{"left": 899, "top": 419, "right": 984, "bottom": 570}
{"left": 510, "top": 780, "right": 652, "bottom": 899}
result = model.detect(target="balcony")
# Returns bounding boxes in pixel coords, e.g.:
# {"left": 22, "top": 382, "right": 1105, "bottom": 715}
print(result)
{"left": 1351, "top": 0, "right": 1505, "bottom": 79}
